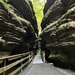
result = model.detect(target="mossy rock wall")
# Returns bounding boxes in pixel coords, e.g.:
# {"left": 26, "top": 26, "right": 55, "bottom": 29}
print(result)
{"left": 40, "top": 0, "right": 75, "bottom": 69}
{"left": 0, "top": 0, "right": 38, "bottom": 55}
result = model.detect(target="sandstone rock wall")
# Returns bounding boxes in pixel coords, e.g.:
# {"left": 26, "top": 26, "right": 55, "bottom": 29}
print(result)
{"left": 0, "top": 0, "right": 38, "bottom": 55}
{"left": 7, "top": 0, "right": 38, "bottom": 34}
{"left": 41, "top": 0, "right": 75, "bottom": 69}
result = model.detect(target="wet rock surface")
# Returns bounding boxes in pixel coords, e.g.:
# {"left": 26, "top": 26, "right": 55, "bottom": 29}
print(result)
{"left": 40, "top": 0, "right": 75, "bottom": 70}
{"left": 0, "top": 0, "right": 38, "bottom": 55}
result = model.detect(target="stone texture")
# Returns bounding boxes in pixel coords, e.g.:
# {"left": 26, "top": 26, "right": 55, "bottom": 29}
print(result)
{"left": 40, "top": 0, "right": 75, "bottom": 69}
{"left": 41, "top": 0, "right": 66, "bottom": 30}
{"left": 43, "top": 0, "right": 56, "bottom": 14}
{"left": 6, "top": 0, "right": 38, "bottom": 34}
{"left": 0, "top": 0, "right": 37, "bottom": 55}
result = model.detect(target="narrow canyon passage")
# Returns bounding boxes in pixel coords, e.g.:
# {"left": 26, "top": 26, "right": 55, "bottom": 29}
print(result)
{"left": 0, "top": 0, "right": 75, "bottom": 75}
{"left": 33, "top": 51, "right": 43, "bottom": 64}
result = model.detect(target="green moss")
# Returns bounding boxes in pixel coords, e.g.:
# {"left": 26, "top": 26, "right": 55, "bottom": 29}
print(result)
{"left": 0, "top": 37, "right": 5, "bottom": 42}
{"left": 31, "top": 0, "right": 46, "bottom": 33}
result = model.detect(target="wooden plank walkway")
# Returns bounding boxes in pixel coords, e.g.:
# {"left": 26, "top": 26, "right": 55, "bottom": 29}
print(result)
{"left": 19, "top": 63, "right": 75, "bottom": 75}
{"left": 19, "top": 51, "right": 75, "bottom": 75}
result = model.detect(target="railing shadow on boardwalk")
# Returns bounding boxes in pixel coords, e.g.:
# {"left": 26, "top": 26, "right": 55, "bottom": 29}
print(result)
{"left": 0, "top": 51, "right": 34, "bottom": 75}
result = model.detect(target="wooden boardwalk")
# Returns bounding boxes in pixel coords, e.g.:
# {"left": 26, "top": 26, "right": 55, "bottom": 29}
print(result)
{"left": 20, "top": 63, "right": 75, "bottom": 75}
{"left": 19, "top": 52, "right": 75, "bottom": 75}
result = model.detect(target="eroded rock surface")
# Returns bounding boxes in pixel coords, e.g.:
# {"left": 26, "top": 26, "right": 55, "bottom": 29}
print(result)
{"left": 0, "top": 0, "right": 38, "bottom": 55}
{"left": 41, "top": 0, "right": 75, "bottom": 69}
{"left": 6, "top": 0, "right": 38, "bottom": 34}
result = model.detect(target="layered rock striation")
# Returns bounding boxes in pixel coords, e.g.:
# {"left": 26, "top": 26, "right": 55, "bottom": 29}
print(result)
{"left": 41, "top": 0, "right": 75, "bottom": 69}
{"left": 6, "top": 0, "right": 38, "bottom": 34}
{"left": 0, "top": 0, "right": 38, "bottom": 55}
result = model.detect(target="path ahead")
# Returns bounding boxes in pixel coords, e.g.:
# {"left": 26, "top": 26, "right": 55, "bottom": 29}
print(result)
{"left": 33, "top": 51, "right": 43, "bottom": 64}
{"left": 19, "top": 51, "right": 75, "bottom": 75}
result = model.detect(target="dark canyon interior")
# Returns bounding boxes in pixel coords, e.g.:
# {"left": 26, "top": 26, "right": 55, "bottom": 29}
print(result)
{"left": 0, "top": 0, "right": 75, "bottom": 70}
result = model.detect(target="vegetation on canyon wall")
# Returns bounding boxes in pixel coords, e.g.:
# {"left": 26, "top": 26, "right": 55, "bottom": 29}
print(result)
{"left": 31, "top": 0, "right": 46, "bottom": 33}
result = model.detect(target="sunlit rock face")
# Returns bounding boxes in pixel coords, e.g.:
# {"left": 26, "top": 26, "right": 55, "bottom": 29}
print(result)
{"left": 0, "top": 0, "right": 37, "bottom": 55}
{"left": 41, "top": 0, "right": 75, "bottom": 69}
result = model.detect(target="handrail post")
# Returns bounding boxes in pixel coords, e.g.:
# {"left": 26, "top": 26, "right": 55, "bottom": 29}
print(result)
{"left": 30, "top": 52, "right": 33, "bottom": 62}
{"left": 3, "top": 59, "right": 6, "bottom": 75}
{"left": 28, "top": 43, "right": 31, "bottom": 62}
{"left": 21, "top": 55, "right": 23, "bottom": 72}
{"left": 29, "top": 53, "right": 31, "bottom": 62}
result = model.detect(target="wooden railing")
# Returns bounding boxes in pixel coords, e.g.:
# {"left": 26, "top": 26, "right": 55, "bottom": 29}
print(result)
{"left": 0, "top": 51, "right": 34, "bottom": 75}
